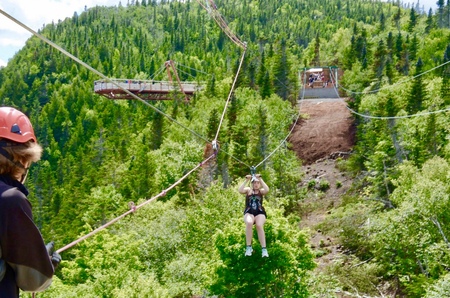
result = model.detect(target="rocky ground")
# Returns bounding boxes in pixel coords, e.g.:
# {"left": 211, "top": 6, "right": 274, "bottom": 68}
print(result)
{"left": 289, "top": 97, "right": 356, "bottom": 272}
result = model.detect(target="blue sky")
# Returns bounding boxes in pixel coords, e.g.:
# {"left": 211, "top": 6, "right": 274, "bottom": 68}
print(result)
{"left": 0, "top": 0, "right": 440, "bottom": 68}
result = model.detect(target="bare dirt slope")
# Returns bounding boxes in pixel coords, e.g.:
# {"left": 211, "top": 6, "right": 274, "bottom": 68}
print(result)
{"left": 290, "top": 98, "right": 355, "bottom": 164}
{"left": 289, "top": 98, "right": 356, "bottom": 270}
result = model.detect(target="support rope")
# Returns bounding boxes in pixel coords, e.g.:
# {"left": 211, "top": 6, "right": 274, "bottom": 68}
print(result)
{"left": 328, "top": 66, "right": 450, "bottom": 120}
{"left": 0, "top": 9, "right": 209, "bottom": 144}
{"left": 0, "top": 7, "right": 252, "bottom": 191}
{"left": 253, "top": 67, "right": 309, "bottom": 169}
{"left": 196, "top": 0, "right": 247, "bottom": 49}
{"left": 0, "top": 8, "right": 227, "bottom": 255}
{"left": 56, "top": 153, "right": 217, "bottom": 254}
{"left": 213, "top": 48, "right": 247, "bottom": 143}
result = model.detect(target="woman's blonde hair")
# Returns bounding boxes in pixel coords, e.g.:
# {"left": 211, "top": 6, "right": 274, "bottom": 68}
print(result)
{"left": 0, "top": 139, "right": 42, "bottom": 179}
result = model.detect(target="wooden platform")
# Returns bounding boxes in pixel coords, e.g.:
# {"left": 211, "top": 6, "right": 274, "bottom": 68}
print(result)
{"left": 94, "top": 79, "right": 203, "bottom": 100}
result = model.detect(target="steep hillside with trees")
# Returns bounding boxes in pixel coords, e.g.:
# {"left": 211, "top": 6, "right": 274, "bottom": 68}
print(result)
{"left": 1, "top": 0, "right": 450, "bottom": 296}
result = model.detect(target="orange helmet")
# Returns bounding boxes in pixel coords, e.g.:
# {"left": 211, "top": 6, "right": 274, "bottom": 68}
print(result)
{"left": 0, "top": 107, "right": 36, "bottom": 143}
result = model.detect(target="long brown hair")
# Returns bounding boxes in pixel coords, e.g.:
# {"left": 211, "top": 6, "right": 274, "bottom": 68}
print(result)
{"left": 0, "top": 139, "right": 42, "bottom": 179}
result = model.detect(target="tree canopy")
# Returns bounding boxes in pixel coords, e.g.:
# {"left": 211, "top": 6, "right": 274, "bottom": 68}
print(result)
{"left": 2, "top": 0, "right": 450, "bottom": 296}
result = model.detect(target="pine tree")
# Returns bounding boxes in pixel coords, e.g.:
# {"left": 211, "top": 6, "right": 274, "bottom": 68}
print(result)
{"left": 378, "top": 12, "right": 386, "bottom": 33}
{"left": 260, "top": 71, "right": 271, "bottom": 99}
{"left": 408, "top": 7, "right": 417, "bottom": 32}
{"left": 447, "top": 0, "right": 450, "bottom": 27}
{"left": 150, "top": 104, "right": 164, "bottom": 150}
{"left": 425, "top": 113, "right": 438, "bottom": 156}
{"left": 312, "top": 34, "right": 320, "bottom": 66}
{"left": 386, "top": 94, "right": 403, "bottom": 162}
{"left": 272, "top": 38, "right": 290, "bottom": 100}
{"left": 437, "top": 0, "right": 445, "bottom": 27}
{"left": 372, "top": 40, "right": 386, "bottom": 84}
{"left": 248, "top": 60, "right": 257, "bottom": 88}
{"left": 385, "top": 56, "right": 394, "bottom": 85}
{"left": 206, "top": 108, "right": 219, "bottom": 140}
{"left": 441, "top": 45, "right": 450, "bottom": 106}
{"left": 257, "top": 51, "right": 266, "bottom": 87}
{"left": 361, "top": 45, "right": 368, "bottom": 70}
{"left": 258, "top": 50, "right": 272, "bottom": 99}
{"left": 394, "top": 32, "right": 403, "bottom": 60}
{"left": 386, "top": 32, "right": 394, "bottom": 61}
{"left": 408, "top": 34, "right": 418, "bottom": 62}
{"left": 425, "top": 8, "right": 435, "bottom": 33}
{"left": 393, "top": 6, "right": 401, "bottom": 31}
{"left": 397, "top": 38, "right": 410, "bottom": 76}
{"left": 206, "top": 75, "right": 216, "bottom": 97}
{"left": 406, "top": 58, "right": 426, "bottom": 114}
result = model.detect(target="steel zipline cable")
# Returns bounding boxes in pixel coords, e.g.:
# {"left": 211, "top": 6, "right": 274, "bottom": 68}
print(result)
{"left": 0, "top": 8, "right": 251, "bottom": 168}
{"left": 0, "top": 9, "right": 209, "bottom": 144}
{"left": 192, "top": 0, "right": 309, "bottom": 173}
{"left": 0, "top": 4, "right": 251, "bottom": 253}
{"left": 327, "top": 65, "right": 450, "bottom": 120}
{"left": 0, "top": 9, "right": 222, "bottom": 254}
{"left": 213, "top": 49, "right": 247, "bottom": 143}
{"left": 195, "top": 0, "right": 247, "bottom": 50}
{"left": 56, "top": 153, "right": 217, "bottom": 254}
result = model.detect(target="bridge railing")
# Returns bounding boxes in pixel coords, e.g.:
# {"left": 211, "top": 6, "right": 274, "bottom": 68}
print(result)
{"left": 94, "top": 79, "right": 203, "bottom": 94}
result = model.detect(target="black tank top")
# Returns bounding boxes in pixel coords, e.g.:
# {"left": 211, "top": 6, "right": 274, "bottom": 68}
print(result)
{"left": 245, "top": 190, "right": 264, "bottom": 212}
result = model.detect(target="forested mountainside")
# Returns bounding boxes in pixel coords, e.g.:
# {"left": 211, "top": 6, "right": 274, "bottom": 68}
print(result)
{"left": 2, "top": 0, "right": 450, "bottom": 296}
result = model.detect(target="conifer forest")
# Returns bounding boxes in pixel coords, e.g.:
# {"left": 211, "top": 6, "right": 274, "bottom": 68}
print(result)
{"left": 3, "top": 0, "right": 450, "bottom": 296}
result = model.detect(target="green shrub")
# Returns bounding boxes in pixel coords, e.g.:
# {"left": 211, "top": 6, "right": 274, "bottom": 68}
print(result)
{"left": 318, "top": 180, "right": 330, "bottom": 191}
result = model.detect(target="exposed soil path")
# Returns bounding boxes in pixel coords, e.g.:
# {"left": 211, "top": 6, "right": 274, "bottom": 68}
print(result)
{"left": 290, "top": 98, "right": 355, "bottom": 164}
{"left": 289, "top": 98, "right": 355, "bottom": 271}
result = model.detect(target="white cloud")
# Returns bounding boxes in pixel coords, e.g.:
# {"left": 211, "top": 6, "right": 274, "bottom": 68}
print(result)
{"left": 0, "top": 0, "right": 121, "bottom": 66}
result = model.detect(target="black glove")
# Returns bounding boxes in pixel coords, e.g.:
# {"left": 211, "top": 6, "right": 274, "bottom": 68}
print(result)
{"left": 45, "top": 241, "right": 62, "bottom": 269}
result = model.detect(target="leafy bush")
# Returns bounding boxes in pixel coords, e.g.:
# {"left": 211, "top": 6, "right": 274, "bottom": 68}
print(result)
{"left": 327, "top": 255, "right": 384, "bottom": 296}
{"left": 318, "top": 180, "right": 330, "bottom": 191}
{"left": 210, "top": 210, "right": 315, "bottom": 297}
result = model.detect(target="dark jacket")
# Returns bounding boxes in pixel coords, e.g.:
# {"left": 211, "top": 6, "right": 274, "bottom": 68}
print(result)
{"left": 0, "top": 175, "right": 54, "bottom": 297}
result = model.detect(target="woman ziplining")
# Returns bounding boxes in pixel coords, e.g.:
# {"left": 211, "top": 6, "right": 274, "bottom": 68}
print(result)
{"left": 238, "top": 173, "right": 270, "bottom": 258}
{"left": 0, "top": 0, "right": 248, "bottom": 250}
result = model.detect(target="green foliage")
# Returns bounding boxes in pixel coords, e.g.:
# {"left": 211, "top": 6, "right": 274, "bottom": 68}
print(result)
{"left": 325, "top": 202, "right": 374, "bottom": 258}
{"left": 328, "top": 256, "right": 384, "bottom": 295}
{"left": 318, "top": 179, "right": 330, "bottom": 191}
{"left": 3, "top": 0, "right": 450, "bottom": 296}
{"left": 307, "top": 271, "right": 342, "bottom": 298}
{"left": 210, "top": 211, "right": 315, "bottom": 297}
{"left": 364, "top": 157, "right": 450, "bottom": 296}
{"left": 308, "top": 180, "right": 317, "bottom": 190}
{"left": 425, "top": 273, "right": 450, "bottom": 298}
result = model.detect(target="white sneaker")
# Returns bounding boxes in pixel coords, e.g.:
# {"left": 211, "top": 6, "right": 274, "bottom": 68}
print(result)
{"left": 245, "top": 246, "right": 253, "bottom": 256}
{"left": 262, "top": 248, "right": 269, "bottom": 258}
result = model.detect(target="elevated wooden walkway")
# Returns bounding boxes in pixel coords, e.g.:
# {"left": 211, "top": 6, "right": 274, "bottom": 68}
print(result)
{"left": 300, "top": 66, "right": 342, "bottom": 99}
{"left": 94, "top": 79, "right": 203, "bottom": 100}
{"left": 302, "top": 85, "right": 340, "bottom": 99}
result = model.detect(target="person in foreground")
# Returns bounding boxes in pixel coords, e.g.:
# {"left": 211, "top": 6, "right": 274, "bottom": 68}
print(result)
{"left": 238, "top": 173, "right": 270, "bottom": 257}
{"left": 0, "top": 107, "right": 61, "bottom": 297}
